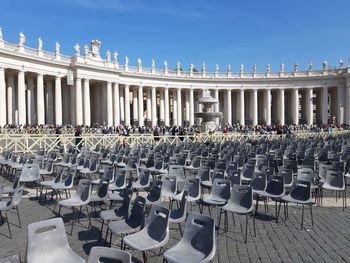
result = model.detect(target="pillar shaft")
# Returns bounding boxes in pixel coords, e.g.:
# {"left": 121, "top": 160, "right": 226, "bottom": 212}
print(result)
{"left": 83, "top": 79, "right": 90, "bottom": 126}
{"left": 151, "top": 87, "right": 157, "bottom": 126}
{"left": 160, "top": 90, "right": 165, "bottom": 122}
{"left": 113, "top": 83, "right": 120, "bottom": 126}
{"left": 239, "top": 90, "right": 245, "bottom": 125}
{"left": 138, "top": 86, "right": 144, "bottom": 125}
{"left": 17, "top": 70, "right": 26, "bottom": 125}
{"left": 306, "top": 88, "right": 313, "bottom": 125}
{"left": 278, "top": 89, "right": 285, "bottom": 125}
{"left": 173, "top": 90, "right": 178, "bottom": 126}
{"left": 45, "top": 79, "right": 54, "bottom": 124}
{"left": 177, "top": 88, "right": 182, "bottom": 126}
{"left": 124, "top": 85, "right": 130, "bottom": 126}
{"left": 7, "top": 75, "right": 15, "bottom": 124}
{"left": 189, "top": 89, "right": 194, "bottom": 125}
{"left": 146, "top": 90, "right": 152, "bottom": 121}
{"left": 37, "top": 73, "right": 45, "bottom": 125}
{"left": 321, "top": 87, "right": 328, "bottom": 124}
{"left": 26, "top": 78, "right": 34, "bottom": 125}
{"left": 252, "top": 89, "right": 258, "bottom": 125}
{"left": 75, "top": 78, "right": 83, "bottom": 125}
{"left": 55, "top": 76, "right": 62, "bottom": 125}
{"left": 164, "top": 87, "right": 170, "bottom": 126}
{"left": 264, "top": 89, "right": 271, "bottom": 125}
{"left": 107, "top": 82, "right": 113, "bottom": 126}
{"left": 0, "top": 68, "right": 6, "bottom": 126}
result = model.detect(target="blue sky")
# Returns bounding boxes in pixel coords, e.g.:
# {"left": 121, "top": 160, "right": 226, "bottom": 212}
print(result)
{"left": 0, "top": 0, "right": 349, "bottom": 72}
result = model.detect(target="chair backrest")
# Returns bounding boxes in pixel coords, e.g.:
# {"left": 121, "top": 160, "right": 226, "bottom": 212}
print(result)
{"left": 103, "top": 165, "right": 114, "bottom": 181}
{"left": 76, "top": 179, "right": 91, "bottom": 203}
{"left": 289, "top": 180, "right": 312, "bottom": 203}
{"left": 210, "top": 178, "right": 230, "bottom": 201}
{"left": 7, "top": 186, "right": 24, "bottom": 209}
{"left": 325, "top": 169, "right": 344, "bottom": 190}
{"left": 265, "top": 175, "right": 285, "bottom": 196}
{"left": 64, "top": 165, "right": 77, "bottom": 187}
{"left": 26, "top": 218, "right": 71, "bottom": 263}
{"left": 241, "top": 164, "right": 255, "bottom": 180}
{"left": 138, "top": 169, "right": 151, "bottom": 186}
{"left": 114, "top": 170, "right": 126, "bottom": 188}
{"left": 181, "top": 212, "right": 215, "bottom": 259}
{"left": 168, "top": 165, "right": 185, "bottom": 180}
{"left": 197, "top": 166, "right": 210, "bottom": 181}
{"left": 147, "top": 181, "right": 163, "bottom": 202}
{"left": 175, "top": 190, "right": 188, "bottom": 221}
{"left": 229, "top": 185, "right": 253, "bottom": 210}
{"left": 278, "top": 167, "right": 293, "bottom": 186}
{"left": 146, "top": 205, "right": 170, "bottom": 242}
{"left": 227, "top": 170, "right": 240, "bottom": 186}
{"left": 191, "top": 156, "right": 201, "bottom": 168}
{"left": 118, "top": 189, "right": 133, "bottom": 217}
{"left": 20, "top": 164, "right": 40, "bottom": 182}
{"left": 250, "top": 171, "right": 267, "bottom": 192}
{"left": 87, "top": 247, "right": 132, "bottom": 263}
{"left": 183, "top": 177, "right": 200, "bottom": 199}
{"left": 216, "top": 159, "right": 227, "bottom": 170}
{"left": 128, "top": 196, "right": 146, "bottom": 227}
{"left": 97, "top": 177, "right": 110, "bottom": 199}
{"left": 297, "top": 168, "right": 314, "bottom": 183}
{"left": 161, "top": 176, "right": 177, "bottom": 196}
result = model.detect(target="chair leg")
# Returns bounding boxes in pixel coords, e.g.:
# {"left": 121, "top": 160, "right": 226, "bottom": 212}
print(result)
{"left": 310, "top": 204, "right": 314, "bottom": 226}
{"left": 142, "top": 251, "right": 148, "bottom": 263}
{"left": 5, "top": 211, "right": 12, "bottom": 239}
{"left": 276, "top": 201, "right": 281, "bottom": 223}
{"left": 252, "top": 212, "right": 256, "bottom": 237}
{"left": 244, "top": 214, "right": 248, "bottom": 243}
{"left": 86, "top": 205, "right": 91, "bottom": 228}
{"left": 255, "top": 194, "right": 259, "bottom": 216}
{"left": 301, "top": 205, "right": 305, "bottom": 230}
{"left": 15, "top": 206, "right": 21, "bottom": 228}
{"left": 178, "top": 223, "right": 183, "bottom": 237}
{"left": 71, "top": 207, "right": 75, "bottom": 235}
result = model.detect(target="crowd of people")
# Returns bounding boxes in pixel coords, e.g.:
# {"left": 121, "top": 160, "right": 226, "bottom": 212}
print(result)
{"left": 0, "top": 122, "right": 348, "bottom": 136}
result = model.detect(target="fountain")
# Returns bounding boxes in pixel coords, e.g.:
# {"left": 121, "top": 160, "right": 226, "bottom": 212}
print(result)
{"left": 194, "top": 89, "right": 223, "bottom": 133}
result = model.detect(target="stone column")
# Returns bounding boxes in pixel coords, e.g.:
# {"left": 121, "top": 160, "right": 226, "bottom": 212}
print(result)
{"left": 264, "top": 89, "right": 271, "bottom": 125}
{"left": 26, "top": 78, "right": 34, "bottom": 125}
{"left": 239, "top": 89, "right": 245, "bottom": 125}
{"left": 75, "top": 78, "right": 83, "bottom": 125}
{"left": 17, "top": 70, "right": 26, "bottom": 125}
{"left": 337, "top": 86, "right": 344, "bottom": 124}
{"left": 45, "top": 79, "right": 54, "bottom": 124}
{"left": 214, "top": 89, "right": 219, "bottom": 125}
{"left": 185, "top": 90, "right": 190, "bottom": 123}
{"left": 146, "top": 89, "right": 152, "bottom": 121}
{"left": 224, "top": 89, "right": 232, "bottom": 124}
{"left": 189, "top": 88, "right": 194, "bottom": 125}
{"left": 321, "top": 86, "right": 328, "bottom": 124}
{"left": 106, "top": 82, "right": 113, "bottom": 126}
{"left": 278, "top": 89, "right": 285, "bottom": 125}
{"left": 159, "top": 90, "right": 165, "bottom": 122}
{"left": 0, "top": 68, "right": 6, "bottom": 126}
{"left": 37, "top": 73, "right": 45, "bottom": 125}
{"left": 252, "top": 89, "right": 258, "bottom": 125}
{"left": 151, "top": 86, "right": 157, "bottom": 126}
{"left": 55, "top": 76, "right": 62, "bottom": 125}
{"left": 138, "top": 85, "right": 144, "bottom": 126}
{"left": 292, "top": 89, "right": 299, "bottom": 125}
{"left": 119, "top": 85, "right": 124, "bottom": 123}
{"left": 132, "top": 88, "right": 138, "bottom": 125}
{"left": 177, "top": 88, "right": 182, "bottom": 126}
{"left": 164, "top": 87, "right": 170, "bottom": 126}
{"left": 124, "top": 85, "right": 130, "bottom": 126}
{"left": 83, "top": 79, "right": 90, "bottom": 126}
{"left": 173, "top": 90, "right": 178, "bottom": 126}
{"left": 306, "top": 88, "right": 313, "bottom": 125}
{"left": 113, "top": 82, "right": 120, "bottom": 126}
{"left": 7, "top": 75, "right": 15, "bottom": 124}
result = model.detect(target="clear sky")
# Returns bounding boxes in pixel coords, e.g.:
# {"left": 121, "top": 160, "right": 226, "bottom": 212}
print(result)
{"left": 0, "top": 0, "right": 349, "bottom": 72}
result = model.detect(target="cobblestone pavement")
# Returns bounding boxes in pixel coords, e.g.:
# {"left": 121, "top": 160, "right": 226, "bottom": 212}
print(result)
{"left": 1, "top": 180, "right": 350, "bottom": 263}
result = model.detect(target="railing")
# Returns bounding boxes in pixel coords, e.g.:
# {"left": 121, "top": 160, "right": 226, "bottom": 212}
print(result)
{"left": 0, "top": 130, "right": 349, "bottom": 154}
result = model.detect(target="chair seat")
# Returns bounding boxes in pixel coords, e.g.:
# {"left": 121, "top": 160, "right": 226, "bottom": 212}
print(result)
{"left": 221, "top": 202, "right": 253, "bottom": 214}
{"left": 201, "top": 181, "right": 213, "bottom": 188}
{"left": 203, "top": 197, "right": 227, "bottom": 206}
{"left": 108, "top": 220, "right": 141, "bottom": 235}
{"left": 2, "top": 186, "right": 15, "bottom": 194}
{"left": 58, "top": 197, "right": 86, "bottom": 207}
{"left": 123, "top": 230, "right": 169, "bottom": 251}
{"left": 90, "top": 193, "right": 107, "bottom": 203}
{"left": 281, "top": 194, "right": 311, "bottom": 204}
{"left": 322, "top": 184, "right": 345, "bottom": 191}
{"left": 108, "top": 192, "right": 124, "bottom": 202}
{"left": 259, "top": 192, "right": 285, "bottom": 199}
{"left": 40, "top": 180, "right": 55, "bottom": 187}
{"left": 33, "top": 249, "right": 85, "bottom": 263}
{"left": 132, "top": 181, "right": 148, "bottom": 189}
{"left": 51, "top": 183, "right": 69, "bottom": 190}
{"left": 173, "top": 193, "right": 199, "bottom": 202}
{"left": 100, "top": 209, "right": 126, "bottom": 221}
{"left": 164, "top": 244, "right": 211, "bottom": 263}
{"left": 169, "top": 210, "right": 185, "bottom": 223}
{"left": 20, "top": 176, "right": 40, "bottom": 183}
{"left": 0, "top": 200, "right": 11, "bottom": 210}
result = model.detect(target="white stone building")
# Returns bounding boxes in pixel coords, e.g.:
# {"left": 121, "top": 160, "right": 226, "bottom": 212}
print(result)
{"left": 0, "top": 30, "right": 349, "bottom": 127}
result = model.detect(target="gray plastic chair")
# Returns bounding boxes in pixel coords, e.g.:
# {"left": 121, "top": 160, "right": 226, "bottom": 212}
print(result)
{"left": 163, "top": 212, "right": 216, "bottom": 263}
{"left": 173, "top": 177, "right": 201, "bottom": 204}
{"left": 107, "top": 196, "right": 146, "bottom": 248}
{"left": 219, "top": 185, "right": 255, "bottom": 243}
{"left": 26, "top": 217, "right": 85, "bottom": 263}
{"left": 2, "top": 173, "right": 21, "bottom": 195}
{"left": 281, "top": 180, "right": 313, "bottom": 229}
{"left": 168, "top": 165, "right": 185, "bottom": 184}
{"left": 19, "top": 164, "right": 40, "bottom": 184}
{"left": 0, "top": 186, "right": 23, "bottom": 238}
{"left": 88, "top": 247, "right": 131, "bottom": 263}
{"left": 240, "top": 164, "right": 255, "bottom": 182}
{"left": 39, "top": 167, "right": 64, "bottom": 201}
{"left": 322, "top": 169, "right": 346, "bottom": 210}
{"left": 100, "top": 189, "right": 133, "bottom": 238}
{"left": 51, "top": 165, "right": 77, "bottom": 204}
{"left": 169, "top": 190, "right": 188, "bottom": 237}
{"left": 202, "top": 178, "right": 230, "bottom": 216}
{"left": 123, "top": 204, "right": 170, "bottom": 263}
{"left": 132, "top": 169, "right": 151, "bottom": 193}
{"left": 92, "top": 165, "right": 114, "bottom": 185}
{"left": 146, "top": 180, "right": 163, "bottom": 206}
{"left": 161, "top": 175, "right": 177, "bottom": 200}
{"left": 58, "top": 179, "right": 92, "bottom": 235}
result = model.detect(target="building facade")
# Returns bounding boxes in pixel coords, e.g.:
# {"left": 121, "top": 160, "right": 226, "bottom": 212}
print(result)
{"left": 0, "top": 31, "right": 349, "bottom": 127}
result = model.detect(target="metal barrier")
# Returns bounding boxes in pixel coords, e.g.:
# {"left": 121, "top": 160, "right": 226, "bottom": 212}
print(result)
{"left": 0, "top": 131, "right": 349, "bottom": 153}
